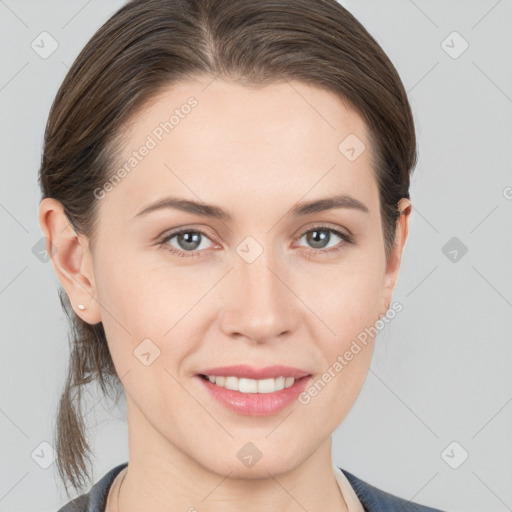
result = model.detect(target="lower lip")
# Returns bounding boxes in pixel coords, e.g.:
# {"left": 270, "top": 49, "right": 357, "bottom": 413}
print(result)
{"left": 196, "top": 375, "right": 312, "bottom": 416}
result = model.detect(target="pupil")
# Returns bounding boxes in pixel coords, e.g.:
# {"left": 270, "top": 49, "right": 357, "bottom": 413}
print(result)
{"left": 308, "top": 229, "right": 329, "bottom": 249}
{"left": 179, "top": 232, "right": 201, "bottom": 250}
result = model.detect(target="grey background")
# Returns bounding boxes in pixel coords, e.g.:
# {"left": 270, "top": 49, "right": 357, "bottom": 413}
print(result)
{"left": 0, "top": 1, "right": 511, "bottom": 511}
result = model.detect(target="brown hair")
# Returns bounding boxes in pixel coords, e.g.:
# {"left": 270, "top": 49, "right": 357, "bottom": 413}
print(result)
{"left": 39, "top": 0, "right": 417, "bottom": 495}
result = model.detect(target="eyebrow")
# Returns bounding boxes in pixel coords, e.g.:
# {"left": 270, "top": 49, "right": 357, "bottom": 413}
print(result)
{"left": 132, "top": 193, "right": 369, "bottom": 221}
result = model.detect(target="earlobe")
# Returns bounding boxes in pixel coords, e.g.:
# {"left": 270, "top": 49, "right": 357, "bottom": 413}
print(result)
{"left": 38, "top": 198, "right": 101, "bottom": 324}
{"left": 379, "top": 298, "right": 391, "bottom": 319}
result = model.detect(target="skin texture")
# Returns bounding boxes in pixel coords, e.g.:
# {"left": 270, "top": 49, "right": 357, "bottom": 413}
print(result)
{"left": 39, "top": 76, "right": 411, "bottom": 512}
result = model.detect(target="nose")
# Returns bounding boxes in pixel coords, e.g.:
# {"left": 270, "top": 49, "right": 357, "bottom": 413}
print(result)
{"left": 219, "top": 252, "right": 298, "bottom": 344}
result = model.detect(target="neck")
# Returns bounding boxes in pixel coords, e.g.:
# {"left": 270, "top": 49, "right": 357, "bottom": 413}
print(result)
{"left": 117, "top": 397, "right": 349, "bottom": 512}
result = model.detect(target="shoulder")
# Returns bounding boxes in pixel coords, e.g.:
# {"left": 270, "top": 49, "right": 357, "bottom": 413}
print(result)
{"left": 57, "top": 462, "right": 128, "bottom": 512}
{"left": 338, "top": 467, "right": 448, "bottom": 512}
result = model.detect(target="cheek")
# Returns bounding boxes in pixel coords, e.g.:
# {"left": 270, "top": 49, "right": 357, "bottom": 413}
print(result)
{"left": 94, "top": 250, "right": 208, "bottom": 373}
{"left": 297, "top": 253, "right": 384, "bottom": 330}
{"left": 93, "top": 250, "right": 165, "bottom": 366}
{"left": 297, "top": 254, "right": 382, "bottom": 396}
{"left": 298, "top": 267, "right": 379, "bottom": 428}
{"left": 96, "top": 246, "right": 182, "bottom": 325}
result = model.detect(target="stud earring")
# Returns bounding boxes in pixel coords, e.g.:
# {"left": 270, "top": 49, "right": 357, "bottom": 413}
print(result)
{"left": 77, "top": 304, "right": 86, "bottom": 310}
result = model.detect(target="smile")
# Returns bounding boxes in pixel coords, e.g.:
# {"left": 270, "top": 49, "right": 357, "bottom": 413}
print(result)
{"left": 200, "top": 374, "right": 296, "bottom": 393}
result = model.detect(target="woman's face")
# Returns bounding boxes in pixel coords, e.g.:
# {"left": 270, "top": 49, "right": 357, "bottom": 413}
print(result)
{"left": 47, "top": 76, "right": 410, "bottom": 478}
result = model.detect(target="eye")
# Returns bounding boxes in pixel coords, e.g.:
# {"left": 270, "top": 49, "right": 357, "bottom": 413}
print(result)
{"left": 158, "top": 229, "right": 215, "bottom": 258}
{"left": 295, "top": 225, "right": 353, "bottom": 255}
{"left": 157, "top": 224, "right": 353, "bottom": 259}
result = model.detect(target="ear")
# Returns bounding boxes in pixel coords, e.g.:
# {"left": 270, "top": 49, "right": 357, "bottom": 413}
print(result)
{"left": 380, "top": 197, "right": 412, "bottom": 316}
{"left": 38, "top": 197, "right": 102, "bottom": 324}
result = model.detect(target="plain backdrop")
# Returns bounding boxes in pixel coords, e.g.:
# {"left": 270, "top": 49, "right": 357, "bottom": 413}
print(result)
{"left": 0, "top": 1, "right": 511, "bottom": 511}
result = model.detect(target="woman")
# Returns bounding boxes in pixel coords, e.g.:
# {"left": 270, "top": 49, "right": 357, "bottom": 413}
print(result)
{"left": 38, "top": 0, "right": 448, "bottom": 510}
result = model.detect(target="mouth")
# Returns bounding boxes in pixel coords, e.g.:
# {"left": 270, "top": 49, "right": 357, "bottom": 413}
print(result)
{"left": 197, "top": 373, "right": 307, "bottom": 393}
{"left": 196, "top": 364, "right": 311, "bottom": 380}
{"left": 195, "top": 371, "right": 312, "bottom": 416}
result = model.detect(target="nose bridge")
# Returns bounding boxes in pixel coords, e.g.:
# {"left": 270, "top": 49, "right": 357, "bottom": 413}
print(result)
{"left": 220, "top": 246, "right": 296, "bottom": 341}
{"left": 241, "top": 252, "right": 281, "bottom": 306}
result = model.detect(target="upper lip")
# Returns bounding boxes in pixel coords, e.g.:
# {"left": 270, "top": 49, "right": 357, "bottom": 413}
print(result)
{"left": 197, "top": 364, "right": 311, "bottom": 380}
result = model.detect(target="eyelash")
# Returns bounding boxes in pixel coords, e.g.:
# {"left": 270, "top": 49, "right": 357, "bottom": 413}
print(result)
{"left": 157, "top": 224, "right": 354, "bottom": 259}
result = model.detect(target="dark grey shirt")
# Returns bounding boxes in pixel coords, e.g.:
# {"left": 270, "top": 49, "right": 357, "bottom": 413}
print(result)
{"left": 57, "top": 462, "right": 448, "bottom": 512}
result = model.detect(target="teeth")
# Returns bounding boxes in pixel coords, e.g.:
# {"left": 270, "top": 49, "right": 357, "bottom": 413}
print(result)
{"left": 205, "top": 375, "right": 296, "bottom": 393}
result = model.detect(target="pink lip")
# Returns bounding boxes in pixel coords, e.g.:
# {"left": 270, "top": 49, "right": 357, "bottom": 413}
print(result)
{"left": 196, "top": 374, "right": 312, "bottom": 416}
{"left": 197, "top": 364, "right": 311, "bottom": 380}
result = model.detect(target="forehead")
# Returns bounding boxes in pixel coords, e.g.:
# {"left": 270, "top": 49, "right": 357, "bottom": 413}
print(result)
{"left": 126, "top": 76, "right": 370, "bottom": 153}
{"left": 102, "top": 77, "right": 378, "bottom": 222}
